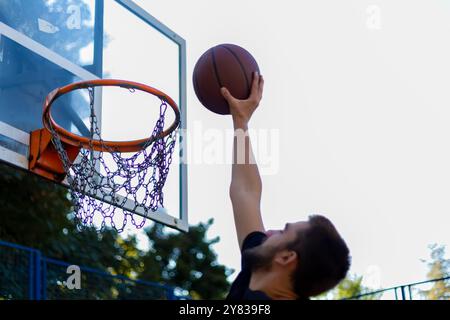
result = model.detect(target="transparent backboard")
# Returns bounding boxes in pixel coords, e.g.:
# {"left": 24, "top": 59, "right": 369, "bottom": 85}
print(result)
{"left": 0, "top": 0, "right": 188, "bottom": 231}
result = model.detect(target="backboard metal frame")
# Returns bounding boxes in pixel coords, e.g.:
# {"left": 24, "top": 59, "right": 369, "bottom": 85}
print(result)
{"left": 0, "top": 0, "right": 188, "bottom": 232}
{"left": 116, "top": 0, "right": 189, "bottom": 232}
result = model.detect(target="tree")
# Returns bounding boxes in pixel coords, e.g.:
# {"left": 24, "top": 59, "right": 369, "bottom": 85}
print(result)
{"left": 0, "top": 163, "right": 140, "bottom": 274}
{"left": 420, "top": 244, "right": 450, "bottom": 300}
{"left": 0, "top": 163, "right": 231, "bottom": 299}
{"left": 139, "top": 219, "right": 233, "bottom": 299}
{"left": 315, "top": 274, "right": 381, "bottom": 300}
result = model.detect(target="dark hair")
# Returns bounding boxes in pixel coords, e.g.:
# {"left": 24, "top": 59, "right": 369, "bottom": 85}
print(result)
{"left": 287, "top": 215, "right": 351, "bottom": 298}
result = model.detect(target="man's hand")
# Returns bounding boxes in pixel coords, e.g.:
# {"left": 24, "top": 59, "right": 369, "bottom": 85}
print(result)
{"left": 222, "top": 71, "right": 266, "bottom": 249}
{"left": 221, "top": 72, "right": 264, "bottom": 127}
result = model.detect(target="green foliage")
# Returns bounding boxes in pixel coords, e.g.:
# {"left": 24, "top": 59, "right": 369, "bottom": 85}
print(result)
{"left": 315, "top": 274, "right": 381, "bottom": 300}
{"left": 420, "top": 244, "right": 450, "bottom": 300}
{"left": 140, "top": 219, "right": 233, "bottom": 299}
{"left": 0, "top": 163, "right": 231, "bottom": 299}
{"left": 0, "top": 163, "right": 140, "bottom": 274}
{"left": 335, "top": 275, "right": 381, "bottom": 300}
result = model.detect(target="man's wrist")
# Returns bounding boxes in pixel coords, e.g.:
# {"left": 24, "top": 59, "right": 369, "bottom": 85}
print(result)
{"left": 232, "top": 117, "right": 249, "bottom": 130}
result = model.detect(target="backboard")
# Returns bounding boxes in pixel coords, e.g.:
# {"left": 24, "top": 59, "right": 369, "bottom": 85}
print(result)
{"left": 0, "top": 0, "right": 188, "bottom": 231}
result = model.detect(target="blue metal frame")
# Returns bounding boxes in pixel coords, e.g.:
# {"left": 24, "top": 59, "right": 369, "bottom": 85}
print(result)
{"left": 42, "top": 257, "right": 175, "bottom": 292}
{"left": 0, "top": 240, "right": 41, "bottom": 300}
{"left": 0, "top": 239, "right": 186, "bottom": 300}
{"left": 41, "top": 258, "right": 47, "bottom": 300}
{"left": 345, "top": 276, "right": 450, "bottom": 300}
{"left": 93, "top": 0, "right": 104, "bottom": 77}
{"left": 28, "top": 251, "right": 34, "bottom": 299}
{"left": 34, "top": 251, "right": 42, "bottom": 300}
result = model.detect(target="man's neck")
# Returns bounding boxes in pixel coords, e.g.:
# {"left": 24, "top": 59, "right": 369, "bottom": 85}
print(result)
{"left": 249, "top": 270, "right": 298, "bottom": 300}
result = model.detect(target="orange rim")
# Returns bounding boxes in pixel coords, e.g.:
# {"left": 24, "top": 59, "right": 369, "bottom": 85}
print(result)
{"left": 42, "top": 79, "right": 180, "bottom": 153}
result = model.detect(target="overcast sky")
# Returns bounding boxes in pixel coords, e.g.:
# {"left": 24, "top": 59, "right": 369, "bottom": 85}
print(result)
{"left": 126, "top": 0, "right": 450, "bottom": 290}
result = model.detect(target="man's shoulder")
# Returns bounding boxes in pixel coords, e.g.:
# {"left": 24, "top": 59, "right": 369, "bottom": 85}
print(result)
{"left": 226, "top": 231, "right": 267, "bottom": 301}
{"left": 241, "top": 231, "right": 267, "bottom": 252}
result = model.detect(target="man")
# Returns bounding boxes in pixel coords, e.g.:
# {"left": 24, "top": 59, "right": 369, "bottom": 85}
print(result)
{"left": 221, "top": 72, "right": 351, "bottom": 300}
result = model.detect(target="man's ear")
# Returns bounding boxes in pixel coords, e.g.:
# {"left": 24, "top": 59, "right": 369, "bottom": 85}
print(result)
{"left": 274, "top": 250, "right": 298, "bottom": 267}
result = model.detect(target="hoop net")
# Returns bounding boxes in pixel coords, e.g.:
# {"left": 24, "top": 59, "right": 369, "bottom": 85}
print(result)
{"left": 48, "top": 86, "right": 177, "bottom": 232}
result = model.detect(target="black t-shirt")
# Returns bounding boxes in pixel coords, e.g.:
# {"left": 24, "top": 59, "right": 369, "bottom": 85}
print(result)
{"left": 226, "top": 231, "right": 272, "bottom": 300}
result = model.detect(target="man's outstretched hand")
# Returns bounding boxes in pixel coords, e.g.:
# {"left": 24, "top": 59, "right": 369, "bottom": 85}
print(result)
{"left": 221, "top": 72, "right": 264, "bottom": 126}
{"left": 223, "top": 71, "right": 265, "bottom": 249}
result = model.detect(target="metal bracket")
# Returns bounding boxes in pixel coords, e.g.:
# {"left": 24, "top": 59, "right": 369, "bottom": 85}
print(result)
{"left": 29, "top": 128, "right": 80, "bottom": 182}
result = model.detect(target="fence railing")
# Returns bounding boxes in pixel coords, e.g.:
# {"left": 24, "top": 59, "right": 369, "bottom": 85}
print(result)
{"left": 0, "top": 239, "right": 187, "bottom": 300}
{"left": 3, "top": 239, "right": 448, "bottom": 300}
{"left": 345, "top": 276, "right": 450, "bottom": 300}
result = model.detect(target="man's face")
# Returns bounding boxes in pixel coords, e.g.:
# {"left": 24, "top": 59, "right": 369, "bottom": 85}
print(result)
{"left": 244, "top": 221, "right": 310, "bottom": 271}
{"left": 263, "top": 221, "right": 309, "bottom": 249}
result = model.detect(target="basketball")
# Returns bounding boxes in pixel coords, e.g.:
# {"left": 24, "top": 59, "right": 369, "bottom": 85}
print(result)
{"left": 193, "top": 44, "right": 260, "bottom": 115}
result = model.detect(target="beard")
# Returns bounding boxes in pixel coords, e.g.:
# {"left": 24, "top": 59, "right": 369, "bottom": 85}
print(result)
{"left": 243, "top": 244, "right": 280, "bottom": 272}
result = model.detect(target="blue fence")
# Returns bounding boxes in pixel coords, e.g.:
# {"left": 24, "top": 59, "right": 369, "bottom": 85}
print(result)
{"left": 3, "top": 239, "right": 447, "bottom": 300}
{"left": 346, "top": 276, "right": 450, "bottom": 300}
{"left": 0, "top": 240, "right": 186, "bottom": 300}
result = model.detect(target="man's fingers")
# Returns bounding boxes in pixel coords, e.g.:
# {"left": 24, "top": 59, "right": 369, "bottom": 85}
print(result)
{"left": 221, "top": 87, "right": 236, "bottom": 104}
{"left": 249, "top": 71, "right": 260, "bottom": 98}
{"left": 223, "top": 72, "right": 263, "bottom": 105}
{"left": 258, "top": 75, "right": 264, "bottom": 99}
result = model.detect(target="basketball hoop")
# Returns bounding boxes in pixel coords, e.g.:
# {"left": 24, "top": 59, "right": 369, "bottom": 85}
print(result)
{"left": 29, "top": 79, "right": 181, "bottom": 231}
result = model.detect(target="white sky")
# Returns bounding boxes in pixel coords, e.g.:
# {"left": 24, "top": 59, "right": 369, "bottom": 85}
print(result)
{"left": 126, "top": 0, "right": 450, "bottom": 290}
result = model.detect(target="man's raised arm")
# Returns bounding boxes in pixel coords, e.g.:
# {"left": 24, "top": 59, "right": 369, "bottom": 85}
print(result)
{"left": 221, "top": 72, "right": 265, "bottom": 249}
